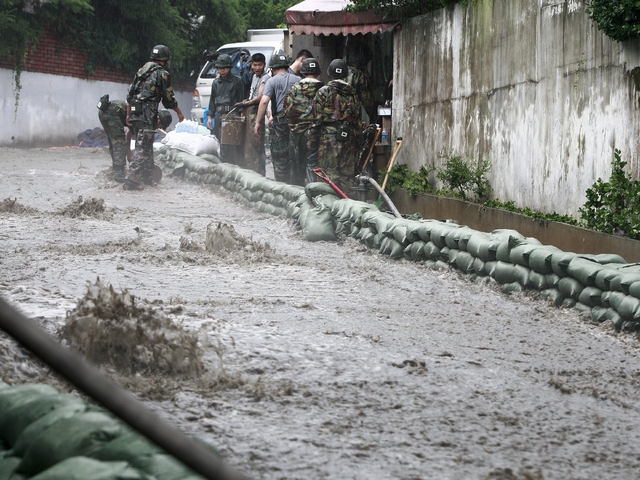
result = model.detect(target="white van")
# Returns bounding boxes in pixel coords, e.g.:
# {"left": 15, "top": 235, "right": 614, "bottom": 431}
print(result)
{"left": 190, "top": 30, "right": 290, "bottom": 124}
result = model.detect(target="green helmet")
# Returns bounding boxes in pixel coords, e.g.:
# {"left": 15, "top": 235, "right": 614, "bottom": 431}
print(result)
{"left": 300, "top": 58, "right": 321, "bottom": 75}
{"left": 158, "top": 110, "right": 172, "bottom": 130}
{"left": 269, "top": 54, "right": 289, "bottom": 70}
{"left": 215, "top": 54, "right": 233, "bottom": 68}
{"left": 328, "top": 59, "right": 348, "bottom": 79}
{"left": 150, "top": 45, "right": 171, "bottom": 62}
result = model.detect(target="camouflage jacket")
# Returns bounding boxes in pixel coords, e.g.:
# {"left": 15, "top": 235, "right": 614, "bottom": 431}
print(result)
{"left": 311, "top": 80, "right": 361, "bottom": 134}
{"left": 127, "top": 61, "right": 178, "bottom": 110}
{"left": 347, "top": 66, "right": 373, "bottom": 119}
{"left": 284, "top": 78, "right": 323, "bottom": 133}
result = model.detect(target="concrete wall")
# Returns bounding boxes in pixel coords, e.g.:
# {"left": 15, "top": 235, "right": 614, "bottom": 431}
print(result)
{"left": 394, "top": 0, "right": 640, "bottom": 216}
{"left": 1, "top": 69, "right": 191, "bottom": 147}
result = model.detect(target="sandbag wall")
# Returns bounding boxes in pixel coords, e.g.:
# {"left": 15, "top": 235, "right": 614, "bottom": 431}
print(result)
{"left": 155, "top": 146, "right": 640, "bottom": 332}
{"left": 0, "top": 382, "right": 207, "bottom": 480}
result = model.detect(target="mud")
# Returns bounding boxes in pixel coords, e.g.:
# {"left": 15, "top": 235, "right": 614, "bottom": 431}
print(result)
{"left": 1, "top": 147, "right": 640, "bottom": 480}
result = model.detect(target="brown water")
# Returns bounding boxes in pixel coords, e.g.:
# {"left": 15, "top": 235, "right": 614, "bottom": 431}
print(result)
{"left": 1, "top": 147, "right": 640, "bottom": 480}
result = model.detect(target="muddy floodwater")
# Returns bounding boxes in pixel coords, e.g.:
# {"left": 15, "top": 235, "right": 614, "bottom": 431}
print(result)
{"left": 2, "top": 147, "right": 640, "bottom": 480}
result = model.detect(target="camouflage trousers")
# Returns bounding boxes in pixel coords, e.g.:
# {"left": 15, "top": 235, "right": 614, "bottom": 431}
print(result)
{"left": 289, "top": 129, "right": 313, "bottom": 186}
{"left": 317, "top": 130, "right": 359, "bottom": 194}
{"left": 270, "top": 120, "right": 290, "bottom": 183}
{"left": 98, "top": 107, "right": 127, "bottom": 172}
{"left": 241, "top": 109, "right": 265, "bottom": 175}
{"left": 128, "top": 119, "right": 156, "bottom": 184}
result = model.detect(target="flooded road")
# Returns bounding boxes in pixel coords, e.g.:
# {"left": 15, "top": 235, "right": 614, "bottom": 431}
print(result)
{"left": 1, "top": 147, "right": 640, "bottom": 480}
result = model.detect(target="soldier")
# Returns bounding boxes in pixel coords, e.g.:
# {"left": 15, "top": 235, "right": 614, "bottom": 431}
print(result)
{"left": 234, "top": 53, "right": 270, "bottom": 175}
{"left": 346, "top": 39, "right": 374, "bottom": 120}
{"left": 308, "top": 59, "right": 363, "bottom": 193}
{"left": 97, "top": 95, "right": 129, "bottom": 183}
{"left": 284, "top": 58, "right": 323, "bottom": 185}
{"left": 254, "top": 54, "right": 301, "bottom": 182}
{"left": 207, "top": 53, "right": 244, "bottom": 164}
{"left": 125, "top": 45, "right": 184, "bottom": 190}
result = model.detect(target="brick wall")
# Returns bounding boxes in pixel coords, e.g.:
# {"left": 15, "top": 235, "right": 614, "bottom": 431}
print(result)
{"left": 0, "top": 27, "right": 193, "bottom": 92}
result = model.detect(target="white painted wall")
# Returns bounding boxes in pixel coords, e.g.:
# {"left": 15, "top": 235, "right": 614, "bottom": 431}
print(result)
{"left": 394, "top": 0, "right": 640, "bottom": 216}
{"left": 0, "top": 69, "right": 192, "bottom": 147}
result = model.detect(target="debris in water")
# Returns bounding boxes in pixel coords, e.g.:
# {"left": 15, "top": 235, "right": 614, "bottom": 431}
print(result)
{"left": 60, "top": 278, "right": 202, "bottom": 377}
{"left": 0, "top": 198, "right": 37, "bottom": 214}
{"left": 58, "top": 196, "right": 110, "bottom": 219}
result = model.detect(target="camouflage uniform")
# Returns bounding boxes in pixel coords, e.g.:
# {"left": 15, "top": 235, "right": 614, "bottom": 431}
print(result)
{"left": 347, "top": 66, "right": 374, "bottom": 120}
{"left": 309, "top": 79, "right": 362, "bottom": 193}
{"left": 126, "top": 61, "right": 178, "bottom": 185}
{"left": 284, "top": 78, "right": 323, "bottom": 186}
{"left": 209, "top": 74, "right": 244, "bottom": 164}
{"left": 97, "top": 99, "right": 128, "bottom": 179}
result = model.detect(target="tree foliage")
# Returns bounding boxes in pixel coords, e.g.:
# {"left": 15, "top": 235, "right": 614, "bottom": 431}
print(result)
{"left": 586, "top": 0, "right": 640, "bottom": 42}
{"left": 345, "top": 0, "right": 460, "bottom": 19}
{"left": 240, "top": 0, "right": 299, "bottom": 29}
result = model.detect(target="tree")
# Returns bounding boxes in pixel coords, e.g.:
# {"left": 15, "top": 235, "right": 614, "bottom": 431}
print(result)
{"left": 240, "top": 0, "right": 299, "bottom": 29}
{"left": 586, "top": 0, "right": 640, "bottom": 42}
{"left": 345, "top": 0, "right": 458, "bottom": 18}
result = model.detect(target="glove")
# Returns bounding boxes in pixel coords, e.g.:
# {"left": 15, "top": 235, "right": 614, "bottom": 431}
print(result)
{"left": 234, "top": 101, "right": 246, "bottom": 109}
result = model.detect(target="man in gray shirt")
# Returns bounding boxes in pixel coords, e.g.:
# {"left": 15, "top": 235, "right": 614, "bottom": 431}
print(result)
{"left": 254, "top": 54, "right": 301, "bottom": 182}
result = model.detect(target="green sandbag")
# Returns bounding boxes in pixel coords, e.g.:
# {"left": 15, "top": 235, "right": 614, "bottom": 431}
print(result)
{"left": 528, "top": 271, "right": 548, "bottom": 290}
{"left": 379, "top": 237, "right": 404, "bottom": 259}
{"left": 472, "top": 257, "right": 487, "bottom": 276}
{"left": 405, "top": 241, "right": 426, "bottom": 261}
{"left": 0, "top": 456, "right": 20, "bottom": 480}
{"left": 567, "top": 257, "right": 606, "bottom": 287}
{"left": 447, "top": 248, "right": 460, "bottom": 265}
{"left": 305, "top": 182, "right": 337, "bottom": 198}
{"left": 18, "top": 411, "right": 126, "bottom": 476}
{"left": 455, "top": 251, "right": 475, "bottom": 273}
{"left": 574, "top": 302, "right": 593, "bottom": 314}
{"left": 11, "top": 402, "right": 90, "bottom": 457}
{"left": 592, "top": 253, "right": 627, "bottom": 265}
{"left": 602, "top": 291, "right": 626, "bottom": 310}
{"left": 612, "top": 272, "right": 640, "bottom": 294}
{"left": 629, "top": 281, "right": 640, "bottom": 299}
{"left": 503, "top": 282, "right": 524, "bottom": 293}
{"left": 429, "top": 222, "right": 460, "bottom": 248}
{"left": 493, "top": 261, "right": 530, "bottom": 286}
{"left": 438, "top": 246, "right": 451, "bottom": 263}
{"left": 349, "top": 224, "right": 360, "bottom": 238}
{"left": 130, "top": 453, "right": 203, "bottom": 480}
{"left": 404, "top": 220, "right": 427, "bottom": 243}
{"left": 444, "top": 226, "right": 474, "bottom": 250}
{"left": 545, "top": 273, "right": 561, "bottom": 288}
{"left": 562, "top": 298, "right": 577, "bottom": 308}
{"left": 528, "top": 246, "right": 562, "bottom": 274}
{"left": 604, "top": 308, "right": 624, "bottom": 331}
{"left": 432, "top": 260, "right": 450, "bottom": 270}
{"left": 465, "top": 232, "right": 501, "bottom": 262}
{"left": 0, "top": 393, "right": 85, "bottom": 447}
{"left": 617, "top": 295, "right": 640, "bottom": 321}
{"left": 591, "top": 306, "right": 609, "bottom": 323}
{"left": 541, "top": 288, "right": 564, "bottom": 307}
{"left": 198, "top": 153, "right": 220, "bottom": 164}
{"left": 0, "top": 385, "right": 58, "bottom": 418}
{"left": 422, "top": 242, "right": 440, "bottom": 260}
{"left": 384, "top": 219, "right": 411, "bottom": 245}
{"left": 29, "top": 457, "right": 152, "bottom": 480}
{"left": 494, "top": 242, "right": 511, "bottom": 263}
{"left": 300, "top": 199, "right": 336, "bottom": 242}
{"left": 365, "top": 211, "right": 396, "bottom": 235}
{"left": 483, "top": 261, "right": 498, "bottom": 277}
{"left": 558, "top": 277, "right": 584, "bottom": 300}
{"left": 578, "top": 286, "right": 603, "bottom": 308}
{"left": 550, "top": 251, "right": 577, "bottom": 277}
{"left": 594, "top": 267, "right": 622, "bottom": 291}
{"left": 508, "top": 243, "right": 541, "bottom": 268}
{"left": 90, "top": 432, "right": 160, "bottom": 463}
{"left": 414, "top": 222, "right": 434, "bottom": 243}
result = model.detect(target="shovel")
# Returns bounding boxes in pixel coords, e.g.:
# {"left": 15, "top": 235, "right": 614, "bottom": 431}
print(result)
{"left": 313, "top": 168, "right": 349, "bottom": 199}
{"left": 374, "top": 138, "right": 403, "bottom": 208}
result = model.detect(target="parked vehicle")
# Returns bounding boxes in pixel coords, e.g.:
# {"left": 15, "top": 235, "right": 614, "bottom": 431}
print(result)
{"left": 190, "top": 29, "right": 291, "bottom": 124}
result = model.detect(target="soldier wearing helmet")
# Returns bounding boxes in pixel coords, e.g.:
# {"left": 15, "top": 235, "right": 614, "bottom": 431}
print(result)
{"left": 308, "top": 58, "right": 363, "bottom": 193}
{"left": 254, "top": 54, "right": 302, "bottom": 182}
{"left": 207, "top": 53, "right": 245, "bottom": 164}
{"left": 346, "top": 39, "right": 374, "bottom": 120}
{"left": 283, "top": 58, "right": 323, "bottom": 185}
{"left": 124, "top": 44, "right": 184, "bottom": 190}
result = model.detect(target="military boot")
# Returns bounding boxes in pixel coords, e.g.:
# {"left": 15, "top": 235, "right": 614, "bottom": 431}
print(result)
{"left": 113, "top": 168, "right": 126, "bottom": 183}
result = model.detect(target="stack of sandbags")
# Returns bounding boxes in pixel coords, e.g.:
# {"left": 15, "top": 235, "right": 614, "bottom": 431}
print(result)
{"left": 0, "top": 384, "right": 210, "bottom": 480}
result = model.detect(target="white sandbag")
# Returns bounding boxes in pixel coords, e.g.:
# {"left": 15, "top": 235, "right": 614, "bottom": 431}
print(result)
{"left": 165, "top": 132, "right": 220, "bottom": 157}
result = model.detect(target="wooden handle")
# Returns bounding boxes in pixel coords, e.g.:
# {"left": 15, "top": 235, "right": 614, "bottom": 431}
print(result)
{"left": 380, "top": 139, "right": 403, "bottom": 192}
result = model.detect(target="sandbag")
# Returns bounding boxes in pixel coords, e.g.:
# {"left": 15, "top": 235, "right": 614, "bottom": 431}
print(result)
{"left": 562, "top": 298, "right": 577, "bottom": 308}
{"left": 0, "top": 393, "right": 85, "bottom": 447}
{"left": 567, "top": 257, "right": 606, "bottom": 287}
{"left": 617, "top": 295, "right": 640, "bottom": 321}
{"left": 422, "top": 242, "right": 441, "bottom": 260}
{"left": 465, "top": 232, "right": 501, "bottom": 262}
{"left": 166, "top": 133, "right": 220, "bottom": 157}
{"left": 130, "top": 454, "right": 202, "bottom": 480}
{"left": 602, "top": 291, "right": 626, "bottom": 310}
{"left": 629, "top": 281, "right": 640, "bottom": 299}
{"left": 0, "top": 456, "right": 20, "bottom": 480}
{"left": 503, "top": 282, "right": 524, "bottom": 293}
{"left": 91, "top": 431, "right": 160, "bottom": 464}
{"left": 447, "top": 248, "right": 460, "bottom": 265}
{"left": 455, "top": 251, "right": 475, "bottom": 273}
{"left": 379, "top": 237, "right": 404, "bottom": 259}
{"left": 299, "top": 197, "right": 336, "bottom": 242}
{"left": 545, "top": 273, "right": 561, "bottom": 288}
{"left": 483, "top": 261, "right": 498, "bottom": 277}
{"left": 509, "top": 243, "right": 541, "bottom": 268}
{"left": 29, "top": 457, "right": 152, "bottom": 480}
{"left": 527, "top": 246, "right": 562, "bottom": 274}
{"left": 493, "top": 262, "right": 530, "bottom": 287}
{"left": 558, "top": 277, "right": 584, "bottom": 300}
{"left": 472, "top": 257, "right": 487, "bottom": 276}
{"left": 594, "top": 267, "right": 622, "bottom": 291}
{"left": 578, "top": 286, "right": 603, "bottom": 308}
{"left": 528, "top": 271, "right": 548, "bottom": 291}
{"left": 197, "top": 153, "right": 220, "bottom": 164}
{"left": 18, "top": 411, "right": 126, "bottom": 476}
{"left": 541, "top": 288, "right": 564, "bottom": 307}
{"left": 591, "top": 306, "right": 609, "bottom": 323}
{"left": 429, "top": 222, "right": 460, "bottom": 248}
{"left": 550, "top": 252, "right": 578, "bottom": 277}
{"left": 405, "top": 241, "right": 426, "bottom": 261}
{"left": 414, "top": 222, "right": 434, "bottom": 243}
{"left": 444, "top": 226, "right": 475, "bottom": 251}
{"left": 0, "top": 385, "right": 58, "bottom": 418}
{"left": 305, "top": 182, "right": 337, "bottom": 198}
{"left": 591, "top": 253, "right": 627, "bottom": 265}
{"left": 612, "top": 272, "right": 640, "bottom": 295}
{"left": 11, "top": 402, "right": 90, "bottom": 457}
